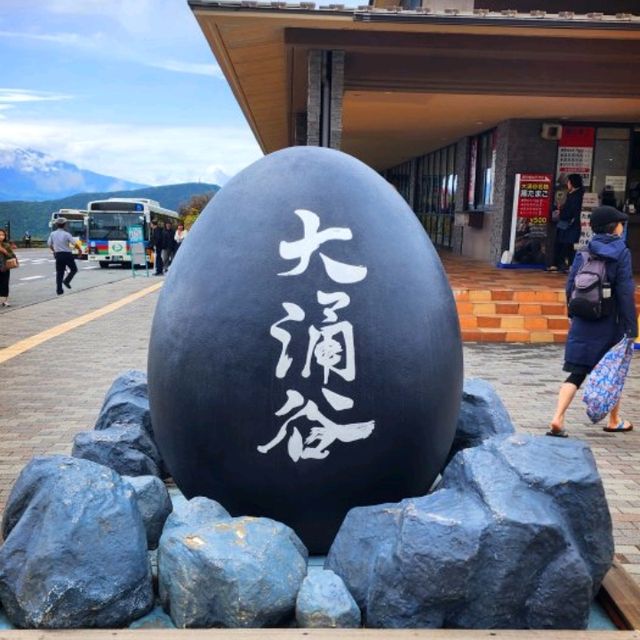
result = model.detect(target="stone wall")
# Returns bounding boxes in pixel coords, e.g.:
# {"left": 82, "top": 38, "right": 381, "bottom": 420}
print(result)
{"left": 307, "top": 50, "right": 344, "bottom": 150}
{"left": 306, "top": 51, "right": 322, "bottom": 147}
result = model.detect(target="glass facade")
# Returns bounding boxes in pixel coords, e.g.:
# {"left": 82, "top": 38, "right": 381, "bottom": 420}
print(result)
{"left": 384, "top": 144, "right": 457, "bottom": 249}
{"left": 467, "top": 129, "right": 496, "bottom": 210}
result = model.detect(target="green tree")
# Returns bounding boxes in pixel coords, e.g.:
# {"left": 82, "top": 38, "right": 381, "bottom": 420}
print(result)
{"left": 178, "top": 192, "right": 215, "bottom": 229}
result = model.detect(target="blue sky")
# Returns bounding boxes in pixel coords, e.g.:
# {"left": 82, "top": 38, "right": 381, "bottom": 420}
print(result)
{"left": 0, "top": 0, "right": 265, "bottom": 185}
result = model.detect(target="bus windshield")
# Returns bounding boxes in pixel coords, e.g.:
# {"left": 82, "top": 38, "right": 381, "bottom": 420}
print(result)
{"left": 67, "top": 219, "right": 86, "bottom": 238}
{"left": 88, "top": 212, "right": 144, "bottom": 240}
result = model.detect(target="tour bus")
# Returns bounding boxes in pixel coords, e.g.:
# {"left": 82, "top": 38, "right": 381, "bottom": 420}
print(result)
{"left": 49, "top": 209, "right": 89, "bottom": 259}
{"left": 86, "top": 198, "right": 180, "bottom": 268}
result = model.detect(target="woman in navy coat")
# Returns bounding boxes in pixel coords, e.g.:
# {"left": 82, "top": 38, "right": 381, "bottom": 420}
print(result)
{"left": 548, "top": 205, "right": 638, "bottom": 436}
{"left": 548, "top": 173, "right": 584, "bottom": 272}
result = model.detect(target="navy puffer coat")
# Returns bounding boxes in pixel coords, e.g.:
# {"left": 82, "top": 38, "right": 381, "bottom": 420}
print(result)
{"left": 556, "top": 188, "right": 583, "bottom": 244}
{"left": 564, "top": 234, "right": 638, "bottom": 370}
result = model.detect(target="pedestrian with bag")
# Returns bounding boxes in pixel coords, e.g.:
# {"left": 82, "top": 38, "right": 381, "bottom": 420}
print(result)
{"left": 547, "top": 173, "right": 584, "bottom": 272}
{"left": 0, "top": 228, "right": 18, "bottom": 307}
{"left": 47, "top": 217, "right": 82, "bottom": 296}
{"left": 548, "top": 205, "right": 637, "bottom": 437}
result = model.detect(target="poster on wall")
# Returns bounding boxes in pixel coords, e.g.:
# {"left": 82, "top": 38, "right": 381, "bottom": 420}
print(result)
{"left": 576, "top": 192, "right": 599, "bottom": 250}
{"left": 556, "top": 126, "right": 595, "bottom": 187}
{"left": 507, "top": 173, "right": 553, "bottom": 266}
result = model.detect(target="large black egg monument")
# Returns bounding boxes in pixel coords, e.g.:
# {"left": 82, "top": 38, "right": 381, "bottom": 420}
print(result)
{"left": 148, "top": 146, "right": 463, "bottom": 553}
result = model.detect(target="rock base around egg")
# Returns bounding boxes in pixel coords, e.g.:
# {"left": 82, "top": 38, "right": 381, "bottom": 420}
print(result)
{"left": 0, "top": 371, "right": 615, "bottom": 631}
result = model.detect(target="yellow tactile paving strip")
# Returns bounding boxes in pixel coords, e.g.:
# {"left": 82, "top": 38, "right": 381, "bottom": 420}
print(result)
{"left": 0, "top": 281, "right": 162, "bottom": 365}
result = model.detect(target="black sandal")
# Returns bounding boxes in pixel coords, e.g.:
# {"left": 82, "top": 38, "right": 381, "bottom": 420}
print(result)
{"left": 545, "top": 429, "right": 569, "bottom": 438}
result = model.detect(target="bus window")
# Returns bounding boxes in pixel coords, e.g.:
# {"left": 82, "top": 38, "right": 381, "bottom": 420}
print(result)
{"left": 88, "top": 213, "right": 130, "bottom": 241}
{"left": 67, "top": 218, "right": 86, "bottom": 238}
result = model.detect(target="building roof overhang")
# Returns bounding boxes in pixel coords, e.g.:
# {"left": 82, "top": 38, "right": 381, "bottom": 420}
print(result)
{"left": 189, "top": 1, "right": 640, "bottom": 169}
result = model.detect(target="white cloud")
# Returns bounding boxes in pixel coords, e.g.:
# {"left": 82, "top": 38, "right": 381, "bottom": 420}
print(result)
{"left": 0, "top": 0, "right": 222, "bottom": 78}
{"left": 152, "top": 60, "right": 222, "bottom": 78}
{"left": 0, "top": 88, "right": 71, "bottom": 118}
{"left": 0, "top": 88, "right": 71, "bottom": 104}
{"left": 0, "top": 28, "right": 222, "bottom": 78}
{"left": 0, "top": 118, "right": 263, "bottom": 186}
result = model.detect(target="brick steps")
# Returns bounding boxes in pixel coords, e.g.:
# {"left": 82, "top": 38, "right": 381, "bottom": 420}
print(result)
{"left": 455, "top": 288, "right": 569, "bottom": 344}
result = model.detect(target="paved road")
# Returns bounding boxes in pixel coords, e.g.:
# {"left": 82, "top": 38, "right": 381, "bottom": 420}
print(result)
{"left": 0, "top": 248, "right": 151, "bottom": 311}
{"left": 0, "top": 274, "right": 638, "bottom": 586}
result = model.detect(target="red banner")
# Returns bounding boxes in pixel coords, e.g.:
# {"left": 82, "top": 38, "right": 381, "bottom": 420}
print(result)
{"left": 517, "top": 174, "right": 553, "bottom": 223}
{"left": 509, "top": 173, "right": 553, "bottom": 265}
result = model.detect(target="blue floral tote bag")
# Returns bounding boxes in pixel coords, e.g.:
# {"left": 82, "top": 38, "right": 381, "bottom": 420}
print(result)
{"left": 582, "top": 337, "right": 635, "bottom": 424}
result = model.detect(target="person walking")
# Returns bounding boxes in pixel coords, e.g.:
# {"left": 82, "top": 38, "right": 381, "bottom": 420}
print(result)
{"left": 150, "top": 220, "right": 164, "bottom": 276}
{"left": 161, "top": 221, "right": 176, "bottom": 272}
{"left": 47, "top": 218, "right": 82, "bottom": 295}
{"left": 23, "top": 231, "right": 32, "bottom": 248}
{"left": 0, "top": 228, "right": 17, "bottom": 307}
{"left": 174, "top": 223, "right": 188, "bottom": 254}
{"left": 548, "top": 173, "right": 584, "bottom": 272}
{"left": 548, "top": 205, "right": 638, "bottom": 437}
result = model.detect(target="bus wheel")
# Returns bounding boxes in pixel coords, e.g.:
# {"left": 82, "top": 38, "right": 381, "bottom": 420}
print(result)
{"left": 122, "top": 262, "right": 132, "bottom": 269}
{"left": 99, "top": 261, "right": 109, "bottom": 269}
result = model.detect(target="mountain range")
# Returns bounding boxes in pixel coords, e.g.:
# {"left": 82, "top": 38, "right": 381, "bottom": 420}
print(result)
{"left": 0, "top": 147, "right": 220, "bottom": 239}
{"left": 0, "top": 147, "right": 149, "bottom": 201}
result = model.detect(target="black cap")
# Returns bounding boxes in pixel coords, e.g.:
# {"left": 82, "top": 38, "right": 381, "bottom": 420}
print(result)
{"left": 590, "top": 205, "right": 628, "bottom": 231}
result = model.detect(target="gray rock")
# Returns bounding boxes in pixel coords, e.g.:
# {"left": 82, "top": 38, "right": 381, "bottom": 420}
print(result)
{"left": 324, "top": 497, "right": 414, "bottom": 611}
{"left": 326, "top": 434, "right": 613, "bottom": 630}
{"left": 158, "top": 516, "right": 308, "bottom": 628}
{"left": 72, "top": 425, "right": 161, "bottom": 477}
{"left": 93, "top": 370, "right": 169, "bottom": 478}
{"left": 296, "top": 570, "right": 361, "bottom": 628}
{"left": 448, "top": 378, "right": 514, "bottom": 459}
{"left": 0, "top": 456, "right": 153, "bottom": 629}
{"left": 123, "top": 475, "right": 173, "bottom": 549}
{"left": 129, "top": 605, "right": 176, "bottom": 629}
{"left": 487, "top": 434, "right": 613, "bottom": 593}
{"left": 162, "top": 496, "right": 231, "bottom": 534}
{"left": 360, "top": 490, "right": 491, "bottom": 629}
{"left": 95, "top": 369, "right": 152, "bottom": 436}
{"left": 442, "top": 434, "right": 613, "bottom": 598}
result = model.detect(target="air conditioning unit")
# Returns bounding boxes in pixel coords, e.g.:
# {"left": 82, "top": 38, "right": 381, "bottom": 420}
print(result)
{"left": 541, "top": 123, "right": 562, "bottom": 140}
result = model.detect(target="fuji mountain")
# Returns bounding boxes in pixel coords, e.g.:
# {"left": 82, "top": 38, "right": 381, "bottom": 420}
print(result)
{"left": 0, "top": 146, "right": 149, "bottom": 201}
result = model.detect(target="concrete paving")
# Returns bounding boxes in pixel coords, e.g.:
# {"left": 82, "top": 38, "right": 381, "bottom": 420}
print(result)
{"left": 0, "top": 272, "right": 638, "bottom": 586}
{"left": 0, "top": 247, "right": 141, "bottom": 312}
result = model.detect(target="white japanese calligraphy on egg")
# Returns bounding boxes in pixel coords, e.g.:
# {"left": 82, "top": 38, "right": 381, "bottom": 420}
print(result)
{"left": 259, "top": 208, "right": 374, "bottom": 462}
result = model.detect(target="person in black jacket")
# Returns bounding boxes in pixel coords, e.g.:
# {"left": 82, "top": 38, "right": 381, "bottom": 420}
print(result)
{"left": 161, "top": 221, "right": 176, "bottom": 272}
{"left": 150, "top": 220, "right": 164, "bottom": 276}
{"left": 548, "top": 173, "right": 584, "bottom": 272}
{"left": 547, "top": 206, "right": 638, "bottom": 437}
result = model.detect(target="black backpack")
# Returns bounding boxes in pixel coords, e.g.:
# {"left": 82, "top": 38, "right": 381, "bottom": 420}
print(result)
{"left": 568, "top": 251, "right": 613, "bottom": 320}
